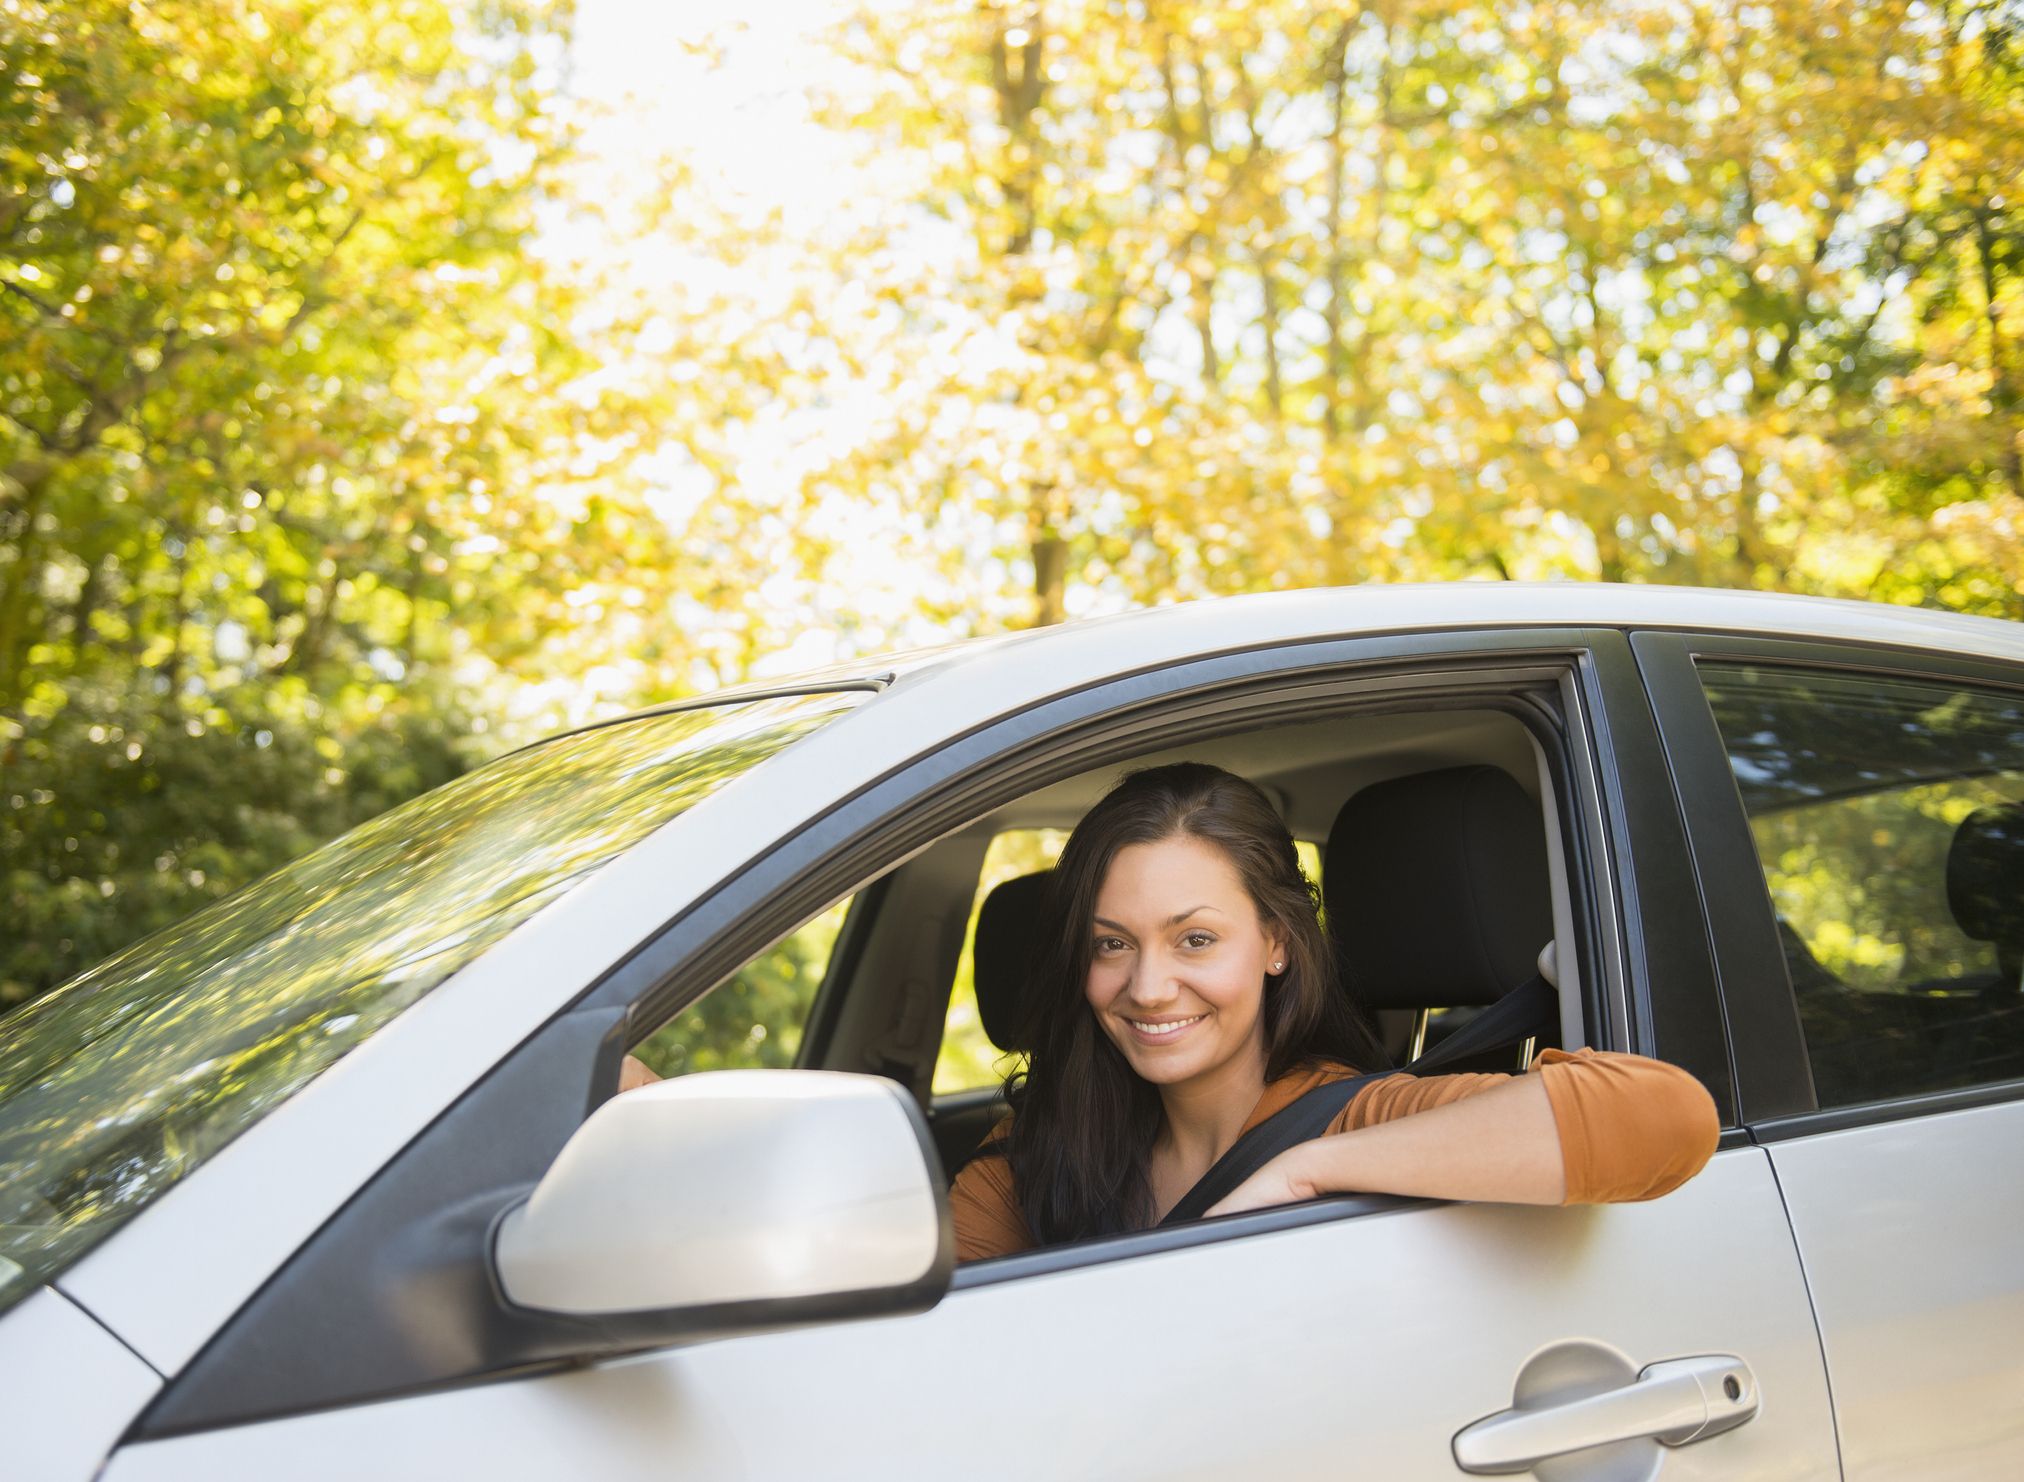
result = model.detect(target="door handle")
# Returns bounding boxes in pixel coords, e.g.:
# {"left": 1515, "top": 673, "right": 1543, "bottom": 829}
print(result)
{"left": 1452, "top": 1354, "right": 1759, "bottom": 1475}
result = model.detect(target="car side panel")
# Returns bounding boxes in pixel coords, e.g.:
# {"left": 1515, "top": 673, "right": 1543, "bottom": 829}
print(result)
{"left": 0, "top": 1288, "right": 161, "bottom": 1482}
{"left": 1767, "top": 1097, "right": 2024, "bottom": 1480}
{"left": 104, "top": 1150, "right": 1833, "bottom": 1482}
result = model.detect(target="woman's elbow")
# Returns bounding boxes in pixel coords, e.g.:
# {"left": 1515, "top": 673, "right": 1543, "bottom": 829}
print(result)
{"left": 1557, "top": 1056, "right": 1722, "bottom": 1204}
{"left": 1611, "top": 1062, "right": 1720, "bottom": 1202}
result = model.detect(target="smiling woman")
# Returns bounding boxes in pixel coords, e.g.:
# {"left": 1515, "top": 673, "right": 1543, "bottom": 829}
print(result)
{"left": 949, "top": 763, "right": 1720, "bottom": 1262}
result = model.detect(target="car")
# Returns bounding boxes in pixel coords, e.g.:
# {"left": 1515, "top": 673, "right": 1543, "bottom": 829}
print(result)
{"left": 4, "top": 581, "right": 2021, "bottom": 1481}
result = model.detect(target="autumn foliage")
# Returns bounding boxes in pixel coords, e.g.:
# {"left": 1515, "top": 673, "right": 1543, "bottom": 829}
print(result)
{"left": 2, "top": 0, "right": 2021, "bottom": 1002}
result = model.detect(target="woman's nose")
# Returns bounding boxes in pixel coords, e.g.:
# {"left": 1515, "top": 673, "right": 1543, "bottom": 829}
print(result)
{"left": 1124, "top": 953, "right": 1182, "bottom": 1003}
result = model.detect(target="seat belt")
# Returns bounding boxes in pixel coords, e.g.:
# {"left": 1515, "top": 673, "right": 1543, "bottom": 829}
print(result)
{"left": 1157, "top": 974, "right": 1558, "bottom": 1227}
{"left": 1407, "top": 974, "right": 1558, "bottom": 1076}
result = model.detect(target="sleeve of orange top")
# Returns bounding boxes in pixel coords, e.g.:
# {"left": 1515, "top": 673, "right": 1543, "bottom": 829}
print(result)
{"left": 1327, "top": 1047, "right": 1720, "bottom": 1203}
{"left": 949, "top": 1138, "right": 1037, "bottom": 1262}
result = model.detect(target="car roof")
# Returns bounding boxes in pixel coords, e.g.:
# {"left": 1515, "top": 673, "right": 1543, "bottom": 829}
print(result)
{"left": 875, "top": 580, "right": 2024, "bottom": 675}
{"left": 564, "top": 583, "right": 2024, "bottom": 746}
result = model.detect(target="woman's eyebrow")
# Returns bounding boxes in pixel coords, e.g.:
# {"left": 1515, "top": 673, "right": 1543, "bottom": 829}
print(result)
{"left": 1092, "top": 905, "right": 1221, "bottom": 933}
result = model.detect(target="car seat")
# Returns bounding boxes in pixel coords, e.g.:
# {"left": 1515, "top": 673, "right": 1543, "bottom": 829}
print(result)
{"left": 1944, "top": 801, "right": 2024, "bottom": 1085}
{"left": 1323, "top": 765, "right": 1558, "bottom": 1069}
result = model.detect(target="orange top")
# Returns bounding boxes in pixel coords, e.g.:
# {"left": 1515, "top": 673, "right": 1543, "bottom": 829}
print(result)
{"left": 948, "top": 1047, "right": 1721, "bottom": 1263}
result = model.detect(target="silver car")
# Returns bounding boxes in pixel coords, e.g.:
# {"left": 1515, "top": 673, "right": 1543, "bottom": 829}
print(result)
{"left": 4, "top": 584, "right": 2020, "bottom": 1480}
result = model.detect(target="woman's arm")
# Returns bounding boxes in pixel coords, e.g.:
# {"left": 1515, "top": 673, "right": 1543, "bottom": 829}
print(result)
{"left": 1205, "top": 1049, "right": 1719, "bottom": 1217}
{"left": 1205, "top": 1073, "right": 1565, "bottom": 1215}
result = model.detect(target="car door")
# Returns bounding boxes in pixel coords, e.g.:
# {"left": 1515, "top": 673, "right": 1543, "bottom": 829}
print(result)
{"left": 102, "top": 627, "right": 1840, "bottom": 1481}
{"left": 1636, "top": 631, "right": 2024, "bottom": 1481}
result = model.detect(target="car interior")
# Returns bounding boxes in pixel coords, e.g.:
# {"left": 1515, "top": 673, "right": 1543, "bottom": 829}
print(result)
{"left": 760, "top": 704, "right": 1588, "bottom": 1184}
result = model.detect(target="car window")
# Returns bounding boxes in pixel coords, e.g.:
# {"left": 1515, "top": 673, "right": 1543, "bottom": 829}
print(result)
{"left": 633, "top": 896, "right": 854, "bottom": 1076}
{"left": 1700, "top": 664, "right": 2024, "bottom": 1108}
{"left": 0, "top": 688, "right": 868, "bottom": 1315}
{"left": 932, "top": 829, "right": 1068, "bottom": 1095}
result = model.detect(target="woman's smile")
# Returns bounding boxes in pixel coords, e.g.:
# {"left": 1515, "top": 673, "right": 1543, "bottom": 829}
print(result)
{"left": 1126, "top": 1011, "right": 1208, "bottom": 1042}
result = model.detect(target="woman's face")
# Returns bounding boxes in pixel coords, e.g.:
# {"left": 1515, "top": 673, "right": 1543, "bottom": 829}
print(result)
{"left": 1085, "top": 833, "right": 1287, "bottom": 1094}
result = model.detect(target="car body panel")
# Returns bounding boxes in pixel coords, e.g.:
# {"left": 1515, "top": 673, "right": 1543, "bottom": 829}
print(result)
{"left": 103, "top": 1151, "right": 1834, "bottom": 1482}
{"left": 1767, "top": 1097, "right": 2024, "bottom": 1479}
{"left": 0, "top": 1288, "right": 161, "bottom": 1481}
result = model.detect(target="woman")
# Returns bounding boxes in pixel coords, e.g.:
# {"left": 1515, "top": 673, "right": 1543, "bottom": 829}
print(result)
{"left": 949, "top": 762, "right": 1719, "bottom": 1262}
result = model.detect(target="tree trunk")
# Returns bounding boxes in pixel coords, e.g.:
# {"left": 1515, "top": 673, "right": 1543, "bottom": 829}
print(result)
{"left": 0, "top": 466, "right": 52, "bottom": 713}
{"left": 70, "top": 553, "right": 103, "bottom": 653}
{"left": 1592, "top": 519, "right": 1628, "bottom": 583}
{"left": 990, "top": 15, "right": 1046, "bottom": 258}
{"left": 162, "top": 535, "right": 192, "bottom": 700}
{"left": 1974, "top": 204, "right": 2022, "bottom": 500}
{"left": 1156, "top": 25, "right": 1220, "bottom": 392}
{"left": 1031, "top": 529, "right": 1067, "bottom": 627}
{"left": 284, "top": 564, "right": 342, "bottom": 676}
{"left": 1321, "top": 22, "right": 1351, "bottom": 442}
{"left": 1254, "top": 251, "right": 1282, "bottom": 417}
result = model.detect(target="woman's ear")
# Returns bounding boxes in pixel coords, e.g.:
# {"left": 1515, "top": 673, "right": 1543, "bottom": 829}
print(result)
{"left": 1265, "top": 928, "right": 1289, "bottom": 977}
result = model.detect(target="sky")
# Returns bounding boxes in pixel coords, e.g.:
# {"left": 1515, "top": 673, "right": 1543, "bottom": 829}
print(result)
{"left": 568, "top": 1, "right": 860, "bottom": 222}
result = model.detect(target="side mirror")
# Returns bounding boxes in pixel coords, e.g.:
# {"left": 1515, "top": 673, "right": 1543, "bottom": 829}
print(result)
{"left": 493, "top": 1070, "right": 951, "bottom": 1343}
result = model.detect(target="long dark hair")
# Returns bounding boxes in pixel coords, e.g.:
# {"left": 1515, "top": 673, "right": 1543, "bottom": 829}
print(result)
{"left": 1002, "top": 762, "right": 1387, "bottom": 1245}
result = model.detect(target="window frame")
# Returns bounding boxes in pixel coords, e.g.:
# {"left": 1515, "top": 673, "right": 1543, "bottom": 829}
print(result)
{"left": 1632, "top": 629, "right": 2024, "bottom": 1138}
{"left": 140, "top": 625, "right": 1715, "bottom": 1434}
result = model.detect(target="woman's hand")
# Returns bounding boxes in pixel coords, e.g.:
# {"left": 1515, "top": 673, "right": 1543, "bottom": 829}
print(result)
{"left": 1203, "top": 1147, "right": 1322, "bottom": 1218}
{"left": 619, "top": 1053, "right": 662, "bottom": 1092}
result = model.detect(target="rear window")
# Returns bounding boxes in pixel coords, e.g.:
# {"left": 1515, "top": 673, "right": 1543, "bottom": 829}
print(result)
{"left": 0, "top": 690, "right": 865, "bottom": 1313}
{"left": 1701, "top": 664, "right": 2024, "bottom": 1107}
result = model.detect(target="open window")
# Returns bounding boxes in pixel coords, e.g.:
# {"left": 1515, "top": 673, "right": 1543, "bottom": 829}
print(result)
{"left": 626, "top": 687, "right": 1594, "bottom": 1199}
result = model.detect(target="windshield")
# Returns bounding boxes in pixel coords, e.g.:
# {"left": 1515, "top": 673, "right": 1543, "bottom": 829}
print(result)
{"left": 0, "top": 689, "right": 866, "bottom": 1313}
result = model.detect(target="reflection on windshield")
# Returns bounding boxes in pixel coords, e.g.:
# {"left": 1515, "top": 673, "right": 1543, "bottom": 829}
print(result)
{"left": 1705, "top": 667, "right": 2024, "bottom": 811}
{"left": 0, "top": 690, "right": 864, "bottom": 1313}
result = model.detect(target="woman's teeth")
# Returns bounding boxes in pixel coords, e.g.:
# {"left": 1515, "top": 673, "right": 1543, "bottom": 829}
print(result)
{"left": 1133, "top": 1014, "right": 1204, "bottom": 1037}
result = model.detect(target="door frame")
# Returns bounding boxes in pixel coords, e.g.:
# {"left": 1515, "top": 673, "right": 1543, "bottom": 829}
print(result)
{"left": 1632, "top": 628, "right": 2024, "bottom": 1133}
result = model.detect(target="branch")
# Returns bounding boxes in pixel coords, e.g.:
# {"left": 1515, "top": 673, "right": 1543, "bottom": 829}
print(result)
{"left": 0, "top": 275, "right": 68, "bottom": 322}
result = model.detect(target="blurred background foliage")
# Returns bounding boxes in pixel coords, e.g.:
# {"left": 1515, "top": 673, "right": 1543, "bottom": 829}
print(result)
{"left": 3, "top": 0, "right": 2022, "bottom": 1007}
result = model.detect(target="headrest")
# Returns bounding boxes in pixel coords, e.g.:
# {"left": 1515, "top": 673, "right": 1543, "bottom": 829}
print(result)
{"left": 973, "top": 870, "right": 1051, "bottom": 1053}
{"left": 1324, "top": 765, "right": 1553, "bottom": 1010}
{"left": 1947, "top": 803, "right": 2024, "bottom": 947}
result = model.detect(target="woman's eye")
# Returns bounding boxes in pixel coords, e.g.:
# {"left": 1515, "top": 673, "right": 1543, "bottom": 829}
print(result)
{"left": 1182, "top": 931, "right": 1216, "bottom": 950}
{"left": 1095, "top": 936, "right": 1129, "bottom": 954}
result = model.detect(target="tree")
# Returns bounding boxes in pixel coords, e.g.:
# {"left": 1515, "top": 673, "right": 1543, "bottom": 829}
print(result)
{"left": 782, "top": 0, "right": 2024, "bottom": 613}
{"left": 0, "top": 0, "right": 699, "bottom": 1000}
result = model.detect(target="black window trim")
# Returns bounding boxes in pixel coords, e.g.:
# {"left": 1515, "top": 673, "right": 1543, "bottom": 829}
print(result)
{"left": 1632, "top": 628, "right": 2024, "bottom": 1133}
{"left": 958, "top": 1119, "right": 1761, "bottom": 1289}
{"left": 141, "top": 625, "right": 1717, "bottom": 1438}
{"left": 1586, "top": 633, "right": 1735, "bottom": 1116}
{"left": 954, "top": 1193, "right": 1437, "bottom": 1288}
